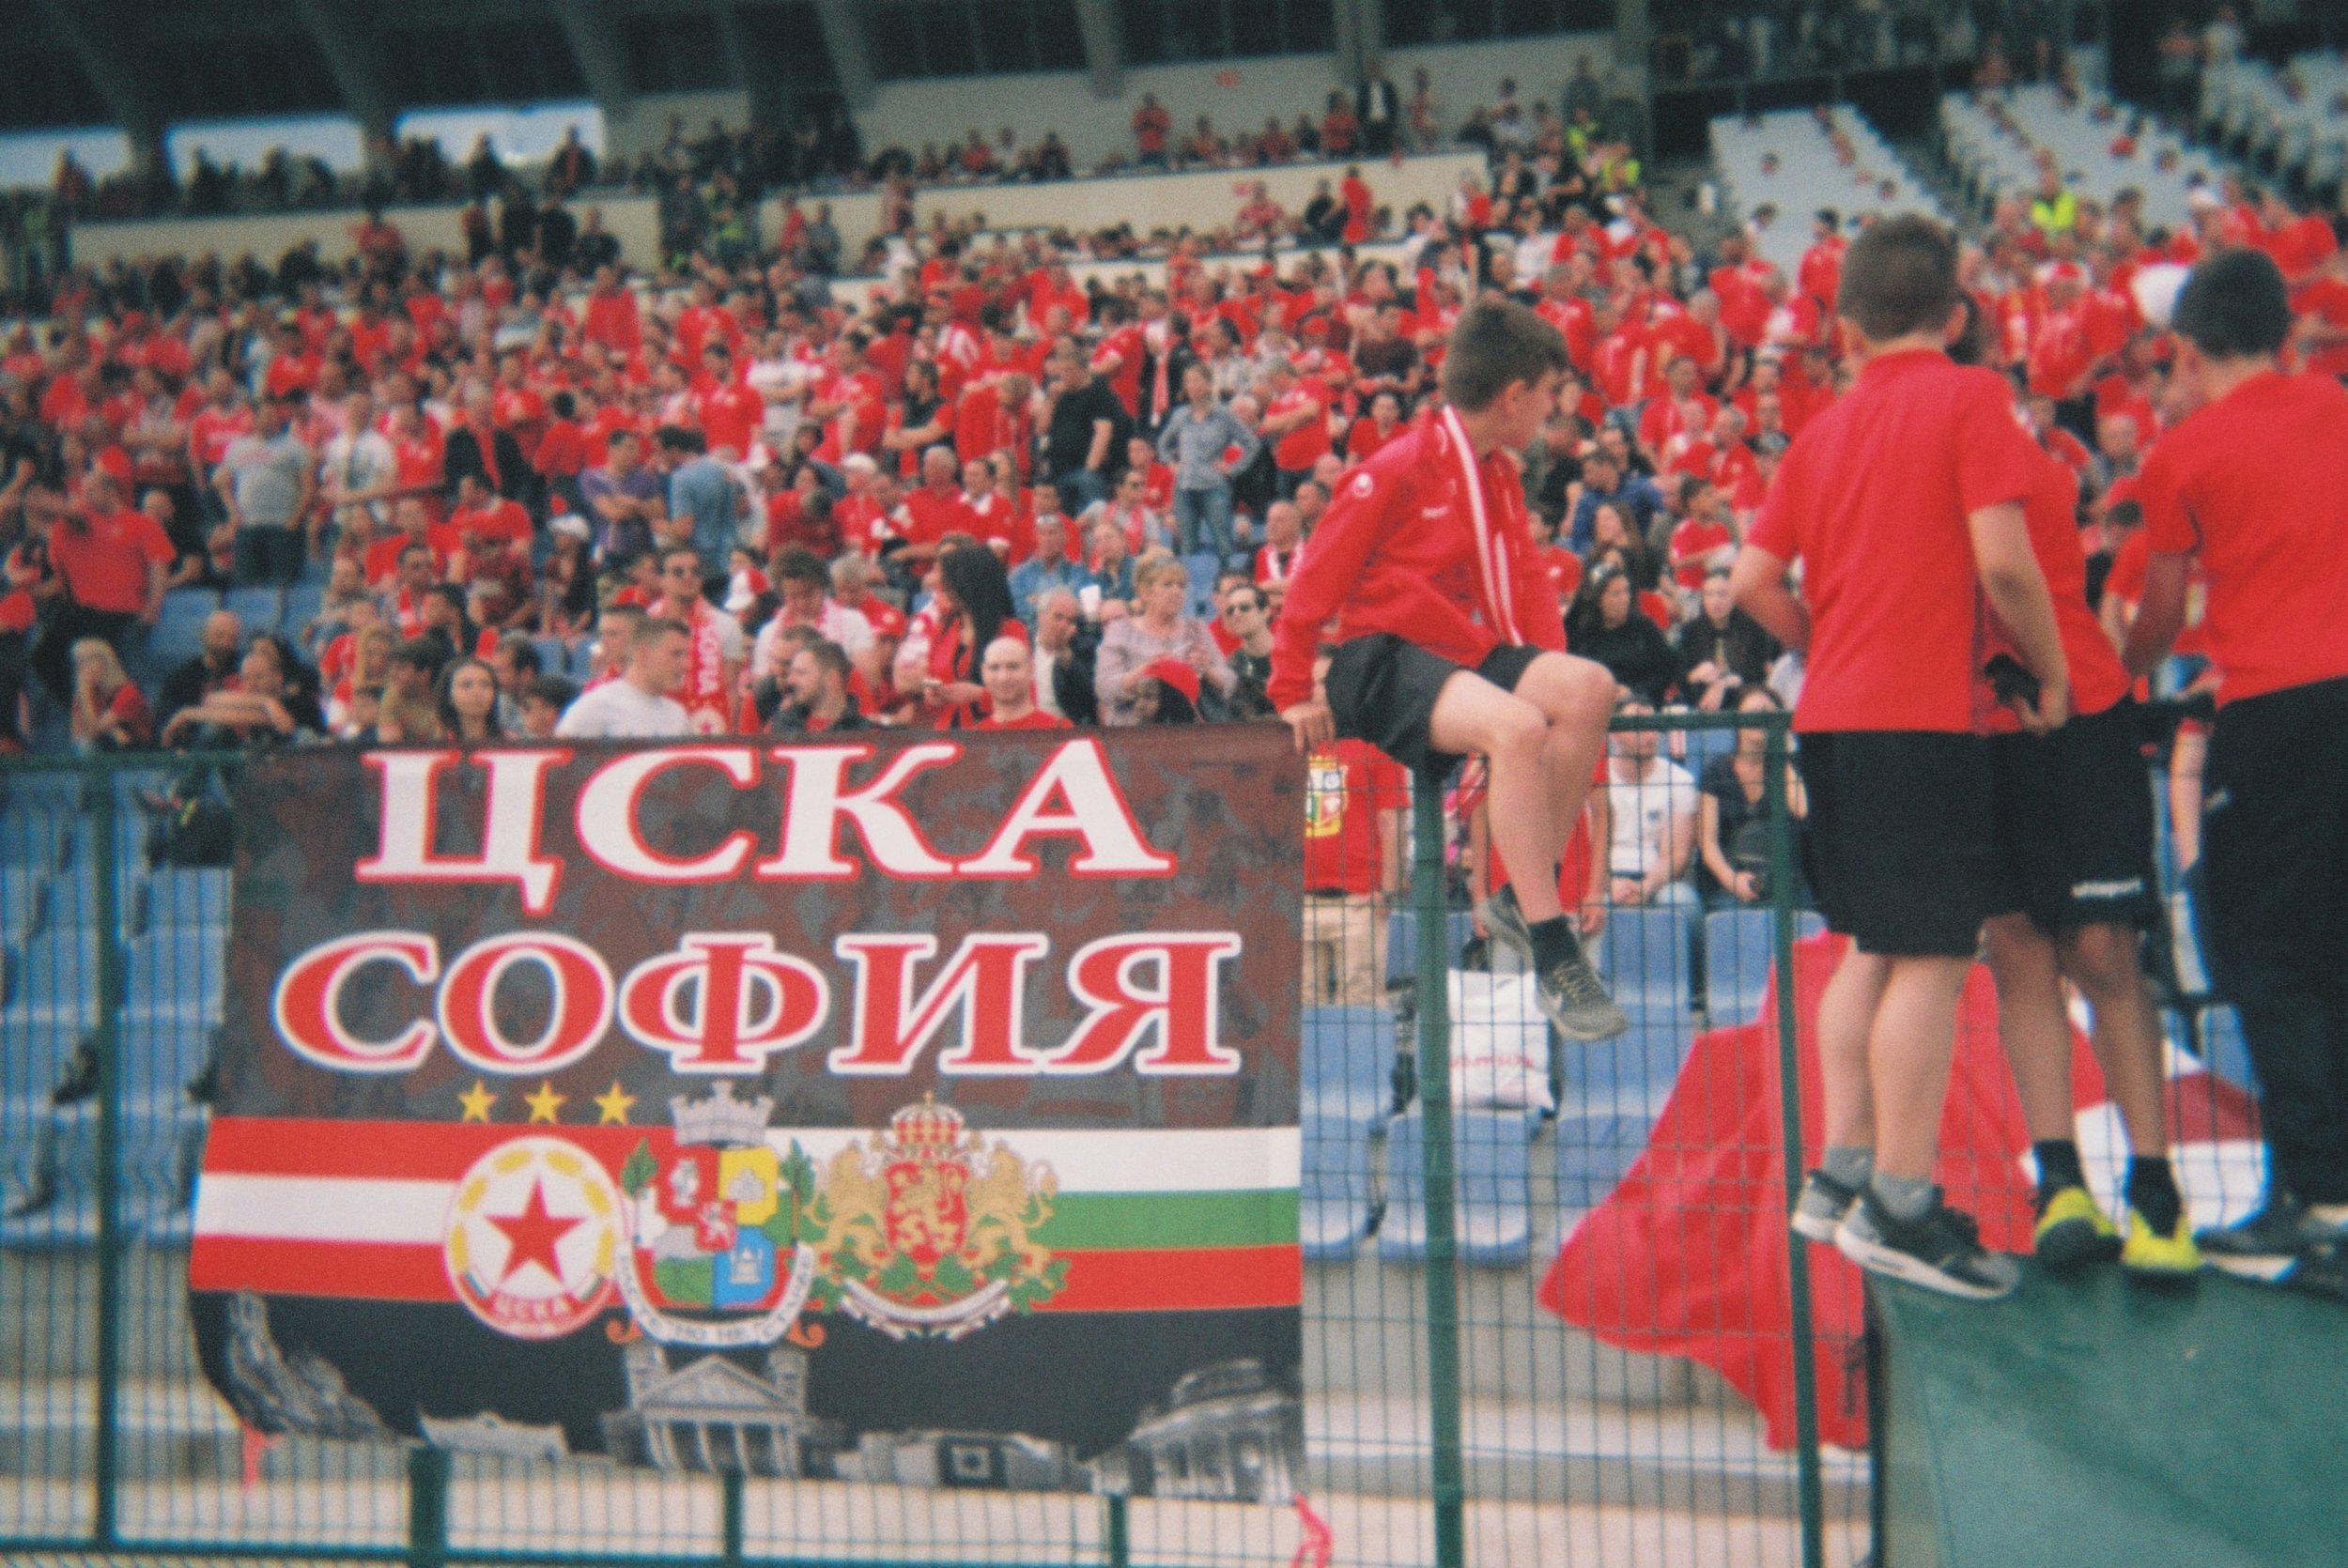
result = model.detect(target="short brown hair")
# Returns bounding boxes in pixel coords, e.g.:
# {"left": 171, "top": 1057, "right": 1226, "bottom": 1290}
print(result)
{"left": 1835, "top": 214, "right": 1959, "bottom": 342}
{"left": 1439, "top": 300, "right": 1569, "bottom": 412}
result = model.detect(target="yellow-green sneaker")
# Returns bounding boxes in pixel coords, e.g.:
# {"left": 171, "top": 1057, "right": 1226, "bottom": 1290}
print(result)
{"left": 2034, "top": 1184, "right": 2122, "bottom": 1267}
{"left": 2121, "top": 1207, "right": 2204, "bottom": 1277}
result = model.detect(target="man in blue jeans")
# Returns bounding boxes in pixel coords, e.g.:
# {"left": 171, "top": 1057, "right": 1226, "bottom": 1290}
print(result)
{"left": 215, "top": 395, "right": 314, "bottom": 587}
{"left": 1156, "top": 363, "right": 1258, "bottom": 565}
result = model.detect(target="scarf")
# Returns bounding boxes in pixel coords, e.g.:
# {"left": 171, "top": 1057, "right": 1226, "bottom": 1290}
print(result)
{"left": 1437, "top": 405, "right": 1522, "bottom": 646}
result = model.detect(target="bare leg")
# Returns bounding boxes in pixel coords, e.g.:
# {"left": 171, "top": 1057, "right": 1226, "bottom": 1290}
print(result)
{"left": 1429, "top": 654, "right": 1614, "bottom": 926}
{"left": 1982, "top": 913, "right": 2078, "bottom": 1145}
{"left": 1869, "top": 955, "right": 1975, "bottom": 1181}
{"left": 1816, "top": 945, "right": 1891, "bottom": 1152}
{"left": 2059, "top": 922, "right": 2170, "bottom": 1160}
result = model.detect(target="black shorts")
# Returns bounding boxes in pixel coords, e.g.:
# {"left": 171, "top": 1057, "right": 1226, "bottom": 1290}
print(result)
{"left": 1796, "top": 730, "right": 2001, "bottom": 959}
{"left": 1989, "top": 699, "right": 2160, "bottom": 932}
{"left": 1323, "top": 633, "right": 1547, "bottom": 774}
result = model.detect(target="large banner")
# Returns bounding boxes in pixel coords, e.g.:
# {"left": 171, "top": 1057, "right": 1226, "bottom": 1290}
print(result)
{"left": 190, "top": 729, "right": 1304, "bottom": 1499}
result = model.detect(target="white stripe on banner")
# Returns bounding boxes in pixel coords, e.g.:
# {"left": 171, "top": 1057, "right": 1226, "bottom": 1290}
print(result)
{"left": 193, "top": 1128, "right": 1301, "bottom": 1243}
{"left": 195, "top": 1175, "right": 454, "bottom": 1243}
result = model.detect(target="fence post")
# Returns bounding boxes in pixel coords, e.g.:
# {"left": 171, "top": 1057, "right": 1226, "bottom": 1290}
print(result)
{"left": 1410, "top": 768, "right": 1466, "bottom": 1568}
{"left": 1103, "top": 1492, "right": 1129, "bottom": 1568}
{"left": 1764, "top": 719, "right": 1827, "bottom": 1568}
{"left": 720, "top": 1467, "right": 745, "bottom": 1566}
{"left": 89, "top": 762, "right": 125, "bottom": 1548}
{"left": 407, "top": 1444, "right": 449, "bottom": 1568}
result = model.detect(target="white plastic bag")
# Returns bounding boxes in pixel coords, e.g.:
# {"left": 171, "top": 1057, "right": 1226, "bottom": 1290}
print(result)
{"left": 1444, "top": 971, "right": 1555, "bottom": 1114}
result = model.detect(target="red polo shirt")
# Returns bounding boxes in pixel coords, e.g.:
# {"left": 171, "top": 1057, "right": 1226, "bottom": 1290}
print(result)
{"left": 1748, "top": 347, "right": 2044, "bottom": 732}
{"left": 51, "top": 507, "right": 174, "bottom": 614}
{"left": 2136, "top": 370, "right": 2348, "bottom": 705}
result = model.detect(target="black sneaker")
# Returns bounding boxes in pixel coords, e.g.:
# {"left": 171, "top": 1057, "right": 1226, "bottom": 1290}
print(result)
{"left": 1474, "top": 883, "right": 1535, "bottom": 963}
{"left": 2196, "top": 1192, "right": 2310, "bottom": 1283}
{"left": 1535, "top": 933, "right": 1630, "bottom": 1042}
{"left": 1835, "top": 1188, "right": 2021, "bottom": 1300}
{"left": 1790, "top": 1169, "right": 1860, "bottom": 1242}
{"left": 2284, "top": 1235, "right": 2348, "bottom": 1305}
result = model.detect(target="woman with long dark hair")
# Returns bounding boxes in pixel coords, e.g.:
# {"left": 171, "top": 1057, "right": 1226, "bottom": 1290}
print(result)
{"left": 1568, "top": 562, "right": 1676, "bottom": 704}
{"left": 919, "top": 543, "right": 1024, "bottom": 729}
{"left": 435, "top": 655, "right": 504, "bottom": 743}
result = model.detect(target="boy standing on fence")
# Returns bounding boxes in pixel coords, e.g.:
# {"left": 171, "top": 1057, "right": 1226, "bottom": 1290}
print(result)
{"left": 1270, "top": 299, "right": 1630, "bottom": 1042}
{"left": 1730, "top": 215, "right": 2069, "bottom": 1300}
{"left": 2123, "top": 249, "right": 2348, "bottom": 1299}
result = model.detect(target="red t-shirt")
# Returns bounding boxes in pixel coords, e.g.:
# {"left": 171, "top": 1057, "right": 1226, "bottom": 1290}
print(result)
{"left": 697, "top": 380, "right": 764, "bottom": 457}
{"left": 979, "top": 709, "right": 1072, "bottom": 730}
{"left": 1979, "top": 453, "right": 2130, "bottom": 730}
{"left": 1748, "top": 348, "right": 2044, "bottom": 732}
{"left": 2136, "top": 370, "right": 2348, "bottom": 704}
{"left": 448, "top": 497, "right": 533, "bottom": 548}
{"left": 364, "top": 528, "right": 461, "bottom": 585}
{"left": 1667, "top": 518, "right": 1733, "bottom": 591}
{"left": 51, "top": 507, "right": 175, "bottom": 613}
{"left": 1268, "top": 384, "right": 1333, "bottom": 472}
{"left": 1304, "top": 740, "right": 1407, "bottom": 896}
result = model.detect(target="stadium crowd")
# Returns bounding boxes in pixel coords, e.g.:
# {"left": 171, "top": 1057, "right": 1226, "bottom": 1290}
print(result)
{"left": 0, "top": 69, "right": 2342, "bottom": 909}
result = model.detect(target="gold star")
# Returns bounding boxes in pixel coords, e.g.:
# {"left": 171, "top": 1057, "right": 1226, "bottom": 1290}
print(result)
{"left": 593, "top": 1081, "right": 639, "bottom": 1126}
{"left": 457, "top": 1080, "right": 497, "bottom": 1123}
{"left": 524, "top": 1082, "right": 566, "bottom": 1124}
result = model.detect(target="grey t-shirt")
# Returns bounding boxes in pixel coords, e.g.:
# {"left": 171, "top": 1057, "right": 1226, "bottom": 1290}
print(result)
{"left": 223, "top": 431, "right": 311, "bottom": 530}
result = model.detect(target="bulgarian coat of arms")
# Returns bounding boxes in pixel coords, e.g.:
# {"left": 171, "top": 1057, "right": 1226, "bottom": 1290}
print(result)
{"left": 613, "top": 1088, "right": 1064, "bottom": 1346}
{"left": 800, "top": 1096, "right": 1067, "bottom": 1341}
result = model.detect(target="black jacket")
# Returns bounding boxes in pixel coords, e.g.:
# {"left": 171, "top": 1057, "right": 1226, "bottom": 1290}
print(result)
{"left": 442, "top": 426, "right": 534, "bottom": 504}
{"left": 1044, "top": 635, "right": 1100, "bottom": 727}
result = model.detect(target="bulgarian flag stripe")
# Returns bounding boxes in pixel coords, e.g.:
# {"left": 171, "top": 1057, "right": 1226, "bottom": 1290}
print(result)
{"left": 191, "top": 1116, "right": 1301, "bottom": 1314}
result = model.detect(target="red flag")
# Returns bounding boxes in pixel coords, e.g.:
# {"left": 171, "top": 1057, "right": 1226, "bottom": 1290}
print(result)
{"left": 1537, "top": 932, "right": 2257, "bottom": 1450}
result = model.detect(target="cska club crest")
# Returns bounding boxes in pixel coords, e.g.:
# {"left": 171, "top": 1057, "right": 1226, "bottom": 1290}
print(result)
{"left": 445, "top": 1136, "right": 628, "bottom": 1341}
{"left": 615, "top": 1084, "right": 818, "bottom": 1348}
{"left": 801, "top": 1097, "right": 1065, "bottom": 1342}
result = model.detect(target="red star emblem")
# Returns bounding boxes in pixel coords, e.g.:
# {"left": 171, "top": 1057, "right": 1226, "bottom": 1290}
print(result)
{"left": 487, "top": 1177, "right": 581, "bottom": 1287}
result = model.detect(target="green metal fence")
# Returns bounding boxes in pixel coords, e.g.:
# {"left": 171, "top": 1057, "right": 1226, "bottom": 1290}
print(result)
{"left": 1, "top": 715, "right": 1868, "bottom": 1567}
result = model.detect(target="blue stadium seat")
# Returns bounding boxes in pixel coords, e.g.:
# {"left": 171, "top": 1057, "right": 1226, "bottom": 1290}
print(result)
{"left": 0, "top": 807, "right": 66, "bottom": 872}
{"left": 532, "top": 635, "right": 570, "bottom": 679}
{"left": 1379, "top": 1108, "right": 1537, "bottom": 1267}
{"left": 1301, "top": 1005, "right": 1397, "bottom": 1131}
{"left": 222, "top": 585, "right": 284, "bottom": 637}
{"left": 2199, "top": 1006, "right": 2255, "bottom": 1092}
{"left": 283, "top": 582, "right": 326, "bottom": 640}
{"left": 1702, "top": 909, "right": 1827, "bottom": 1024}
{"left": 1601, "top": 906, "right": 1693, "bottom": 1016}
{"left": 6, "top": 927, "right": 102, "bottom": 1020}
{"left": 1681, "top": 725, "right": 1739, "bottom": 780}
{"left": 0, "top": 865, "right": 41, "bottom": 947}
{"left": 569, "top": 640, "right": 600, "bottom": 681}
{"left": 0, "top": 1101, "right": 204, "bottom": 1251}
{"left": 1552, "top": 1014, "right": 1702, "bottom": 1209}
{"left": 146, "top": 867, "right": 232, "bottom": 937}
{"left": 1383, "top": 908, "right": 1478, "bottom": 984}
{"left": 1300, "top": 1110, "right": 1377, "bottom": 1263}
{"left": 126, "top": 926, "right": 229, "bottom": 1024}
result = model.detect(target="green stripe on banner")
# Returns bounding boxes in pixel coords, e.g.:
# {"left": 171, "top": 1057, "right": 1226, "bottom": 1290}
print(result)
{"left": 1038, "top": 1190, "right": 1300, "bottom": 1251}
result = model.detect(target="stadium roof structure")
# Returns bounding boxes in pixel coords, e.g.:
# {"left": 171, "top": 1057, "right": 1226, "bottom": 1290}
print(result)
{"left": 3, "top": 0, "right": 1519, "bottom": 154}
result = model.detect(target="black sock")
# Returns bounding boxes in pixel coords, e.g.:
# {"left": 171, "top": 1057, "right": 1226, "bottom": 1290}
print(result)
{"left": 1527, "top": 915, "right": 1577, "bottom": 971}
{"left": 2033, "top": 1139, "right": 2086, "bottom": 1197}
{"left": 2126, "top": 1157, "right": 2184, "bottom": 1235}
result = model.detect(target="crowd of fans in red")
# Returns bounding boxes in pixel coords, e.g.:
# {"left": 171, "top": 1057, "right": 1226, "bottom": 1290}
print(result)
{"left": 2, "top": 95, "right": 2341, "bottom": 889}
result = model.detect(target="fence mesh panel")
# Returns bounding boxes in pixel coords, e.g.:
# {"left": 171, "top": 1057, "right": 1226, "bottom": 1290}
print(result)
{"left": 0, "top": 708, "right": 2259, "bottom": 1566}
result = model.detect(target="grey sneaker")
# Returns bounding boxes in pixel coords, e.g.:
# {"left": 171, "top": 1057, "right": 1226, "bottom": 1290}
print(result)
{"left": 1790, "top": 1169, "right": 1861, "bottom": 1242}
{"left": 1475, "top": 883, "right": 1536, "bottom": 962}
{"left": 1835, "top": 1188, "right": 2021, "bottom": 1301}
{"left": 1534, "top": 932, "right": 1630, "bottom": 1042}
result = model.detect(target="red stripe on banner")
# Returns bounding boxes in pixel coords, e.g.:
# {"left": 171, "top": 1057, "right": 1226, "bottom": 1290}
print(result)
{"left": 191, "top": 1236, "right": 451, "bottom": 1301}
{"left": 188, "top": 1236, "right": 1302, "bottom": 1314}
{"left": 204, "top": 1116, "right": 662, "bottom": 1179}
{"left": 1043, "top": 1244, "right": 1304, "bottom": 1313}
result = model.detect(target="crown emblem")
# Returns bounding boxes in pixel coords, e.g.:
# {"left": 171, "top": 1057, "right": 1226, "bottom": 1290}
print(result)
{"left": 668, "top": 1083, "right": 774, "bottom": 1149}
{"left": 885, "top": 1095, "right": 966, "bottom": 1159}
